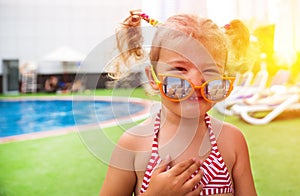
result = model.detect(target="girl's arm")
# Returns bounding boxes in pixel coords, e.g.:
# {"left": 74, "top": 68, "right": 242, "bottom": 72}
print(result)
{"left": 232, "top": 129, "right": 257, "bottom": 196}
{"left": 99, "top": 132, "right": 137, "bottom": 196}
{"left": 100, "top": 165, "right": 137, "bottom": 196}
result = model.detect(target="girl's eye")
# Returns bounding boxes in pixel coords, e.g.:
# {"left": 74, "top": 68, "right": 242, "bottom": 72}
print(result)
{"left": 177, "top": 67, "right": 187, "bottom": 72}
{"left": 172, "top": 67, "right": 187, "bottom": 72}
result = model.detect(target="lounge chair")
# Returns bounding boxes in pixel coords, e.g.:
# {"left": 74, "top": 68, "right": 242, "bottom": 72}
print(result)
{"left": 231, "top": 89, "right": 300, "bottom": 125}
{"left": 233, "top": 71, "right": 254, "bottom": 89}
{"left": 242, "top": 69, "right": 291, "bottom": 105}
{"left": 214, "top": 69, "right": 268, "bottom": 115}
{"left": 215, "top": 69, "right": 291, "bottom": 116}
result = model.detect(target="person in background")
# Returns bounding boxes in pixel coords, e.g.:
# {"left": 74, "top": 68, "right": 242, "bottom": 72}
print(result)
{"left": 44, "top": 76, "right": 59, "bottom": 93}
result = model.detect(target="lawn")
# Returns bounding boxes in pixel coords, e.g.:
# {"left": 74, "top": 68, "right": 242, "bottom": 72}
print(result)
{"left": 0, "top": 88, "right": 300, "bottom": 195}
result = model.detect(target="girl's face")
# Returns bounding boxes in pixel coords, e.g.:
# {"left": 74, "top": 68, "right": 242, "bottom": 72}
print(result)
{"left": 155, "top": 47, "right": 224, "bottom": 119}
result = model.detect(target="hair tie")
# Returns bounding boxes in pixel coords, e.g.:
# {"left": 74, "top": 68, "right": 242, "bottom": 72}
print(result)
{"left": 224, "top": 24, "right": 231, "bottom": 30}
{"left": 139, "top": 13, "right": 161, "bottom": 27}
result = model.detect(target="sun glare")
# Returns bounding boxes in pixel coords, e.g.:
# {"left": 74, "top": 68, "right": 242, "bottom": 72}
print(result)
{"left": 272, "top": 0, "right": 298, "bottom": 68}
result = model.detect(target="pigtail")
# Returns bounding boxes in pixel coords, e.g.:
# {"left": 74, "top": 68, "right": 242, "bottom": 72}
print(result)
{"left": 108, "top": 10, "right": 144, "bottom": 79}
{"left": 117, "top": 10, "right": 145, "bottom": 62}
{"left": 224, "top": 19, "right": 252, "bottom": 74}
{"left": 108, "top": 10, "right": 161, "bottom": 79}
{"left": 224, "top": 20, "right": 250, "bottom": 61}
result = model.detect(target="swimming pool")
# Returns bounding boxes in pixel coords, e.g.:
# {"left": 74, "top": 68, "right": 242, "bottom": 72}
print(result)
{"left": 0, "top": 98, "right": 146, "bottom": 138}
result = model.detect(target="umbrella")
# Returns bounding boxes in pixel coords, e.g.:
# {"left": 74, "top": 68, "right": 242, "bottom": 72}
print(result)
{"left": 41, "top": 46, "right": 86, "bottom": 62}
{"left": 40, "top": 46, "right": 86, "bottom": 81}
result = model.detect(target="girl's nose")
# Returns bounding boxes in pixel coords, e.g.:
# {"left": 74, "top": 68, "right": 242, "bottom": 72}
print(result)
{"left": 188, "top": 70, "right": 204, "bottom": 87}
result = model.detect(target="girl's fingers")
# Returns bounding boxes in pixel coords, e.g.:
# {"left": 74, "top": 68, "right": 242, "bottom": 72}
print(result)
{"left": 185, "top": 183, "right": 203, "bottom": 196}
{"left": 153, "top": 155, "right": 171, "bottom": 174}
{"left": 169, "top": 158, "right": 197, "bottom": 176}
{"left": 179, "top": 160, "right": 201, "bottom": 181}
{"left": 182, "top": 168, "right": 203, "bottom": 192}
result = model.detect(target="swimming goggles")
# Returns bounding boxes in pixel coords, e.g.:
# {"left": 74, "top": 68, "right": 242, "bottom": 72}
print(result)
{"left": 151, "top": 66, "right": 235, "bottom": 102}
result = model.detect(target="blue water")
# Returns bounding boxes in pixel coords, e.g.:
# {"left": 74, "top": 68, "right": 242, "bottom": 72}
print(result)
{"left": 0, "top": 100, "right": 144, "bottom": 137}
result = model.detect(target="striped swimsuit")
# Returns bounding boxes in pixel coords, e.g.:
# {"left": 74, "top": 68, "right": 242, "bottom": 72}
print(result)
{"left": 140, "top": 112, "right": 234, "bottom": 195}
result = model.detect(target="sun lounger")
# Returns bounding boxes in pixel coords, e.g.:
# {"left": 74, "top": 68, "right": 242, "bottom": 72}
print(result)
{"left": 231, "top": 93, "right": 299, "bottom": 125}
{"left": 234, "top": 71, "right": 254, "bottom": 88}
{"left": 215, "top": 69, "right": 291, "bottom": 116}
{"left": 214, "top": 69, "right": 268, "bottom": 115}
{"left": 242, "top": 69, "right": 291, "bottom": 105}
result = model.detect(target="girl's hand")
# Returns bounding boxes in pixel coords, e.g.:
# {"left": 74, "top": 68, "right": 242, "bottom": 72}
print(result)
{"left": 143, "top": 156, "right": 203, "bottom": 196}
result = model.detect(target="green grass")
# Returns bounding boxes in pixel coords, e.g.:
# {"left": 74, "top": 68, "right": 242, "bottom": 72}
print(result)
{"left": 0, "top": 133, "right": 103, "bottom": 196}
{"left": 212, "top": 110, "right": 300, "bottom": 195}
{"left": 1, "top": 89, "right": 300, "bottom": 195}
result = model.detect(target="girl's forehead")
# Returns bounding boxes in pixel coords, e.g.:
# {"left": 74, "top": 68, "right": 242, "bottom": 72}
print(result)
{"left": 157, "top": 48, "right": 222, "bottom": 73}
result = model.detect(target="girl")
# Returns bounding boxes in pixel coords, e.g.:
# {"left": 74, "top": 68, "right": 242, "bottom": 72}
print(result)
{"left": 100, "top": 10, "right": 257, "bottom": 196}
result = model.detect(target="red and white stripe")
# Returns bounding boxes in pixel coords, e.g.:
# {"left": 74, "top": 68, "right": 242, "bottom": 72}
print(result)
{"left": 140, "top": 112, "right": 233, "bottom": 195}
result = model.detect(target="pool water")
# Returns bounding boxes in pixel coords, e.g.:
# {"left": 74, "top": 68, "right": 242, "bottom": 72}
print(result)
{"left": 0, "top": 100, "right": 144, "bottom": 137}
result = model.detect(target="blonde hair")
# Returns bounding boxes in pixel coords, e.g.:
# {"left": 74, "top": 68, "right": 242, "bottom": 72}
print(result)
{"left": 110, "top": 11, "right": 229, "bottom": 79}
{"left": 225, "top": 19, "right": 250, "bottom": 60}
{"left": 224, "top": 19, "right": 252, "bottom": 75}
{"left": 116, "top": 10, "right": 145, "bottom": 65}
{"left": 150, "top": 14, "right": 228, "bottom": 71}
{"left": 106, "top": 10, "right": 147, "bottom": 79}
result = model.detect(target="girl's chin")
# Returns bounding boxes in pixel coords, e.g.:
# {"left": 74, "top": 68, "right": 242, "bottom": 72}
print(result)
{"left": 162, "top": 99, "right": 211, "bottom": 117}
{"left": 179, "top": 106, "right": 203, "bottom": 118}
{"left": 179, "top": 102, "right": 211, "bottom": 117}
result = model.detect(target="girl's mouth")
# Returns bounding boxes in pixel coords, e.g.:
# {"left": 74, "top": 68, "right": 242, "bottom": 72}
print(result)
{"left": 188, "top": 95, "right": 202, "bottom": 102}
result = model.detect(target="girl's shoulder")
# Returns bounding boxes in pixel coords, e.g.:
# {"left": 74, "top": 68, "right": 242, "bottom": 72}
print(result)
{"left": 210, "top": 116, "right": 248, "bottom": 170}
{"left": 117, "top": 114, "right": 156, "bottom": 152}
{"left": 210, "top": 116, "right": 248, "bottom": 154}
{"left": 210, "top": 116, "right": 243, "bottom": 138}
{"left": 109, "top": 115, "right": 156, "bottom": 170}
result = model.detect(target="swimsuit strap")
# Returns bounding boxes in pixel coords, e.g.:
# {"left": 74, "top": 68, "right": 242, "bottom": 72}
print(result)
{"left": 204, "top": 113, "right": 218, "bottom": 151}
{"left": 152, "top": 111, "right": 160, "bottom": 154}
{"left": 140, "top": 112, "right": 161, "bottom": 193}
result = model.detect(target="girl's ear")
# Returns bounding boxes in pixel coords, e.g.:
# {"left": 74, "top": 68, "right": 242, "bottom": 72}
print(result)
{"left": 145, "top": 66, "right": 159, "bottom": 90}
